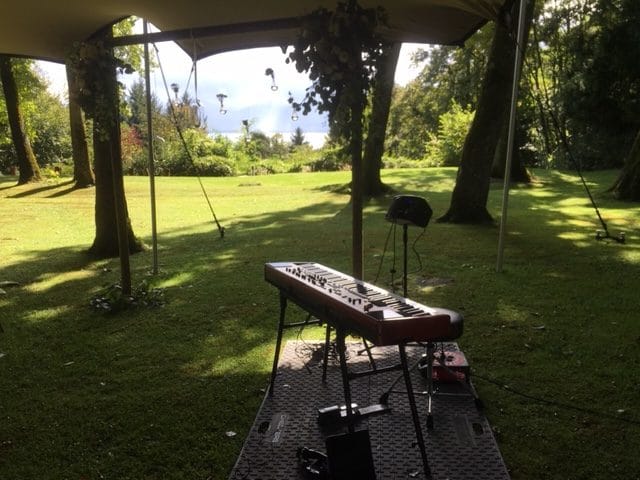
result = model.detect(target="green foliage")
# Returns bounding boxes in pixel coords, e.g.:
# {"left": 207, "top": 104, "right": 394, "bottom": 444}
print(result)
{"left": 381, "top": 155, "right": 430, "bottom": 169}
{"left": 120, "top": 123, "right": 145, "bottom": 174}
{"left": 66, "top": 39, "right": 133, "bottom": 139}
{"left": 310, "top": 146, "right": 350, "bottom": 171}
{"left": 190, "top": 155, "right": 236, "bottom": 177}
{"left": 290, "top": 126, "right": 307, "bottom": 147}
{"left": 386, "top": 28, "right": 492, "bottom": 160}
{"left": 27, "top": 92, "right": 72, "bottom": 165}
{"left": 0, "top": 58, "right": 71, "bottom": 170}
{"left": 286, "top": 0, "right": 387, "bottom": 143}
{"left": 425, "top": 103, "right": 475, "bottom": 167}
{"left": 385, "top": 83, "right": 433, "bottom": 159}
{"left": 90, "top": 280, "right": 165, "bottom": 315}
{"left": 531, "top": 0, "right": 640, "bottom": 169}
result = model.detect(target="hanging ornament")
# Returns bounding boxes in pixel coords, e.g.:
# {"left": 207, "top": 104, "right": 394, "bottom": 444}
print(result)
{"left": 288, "top": 91, "right": 299, "bottom": 120}
{"left": 216, "top": 93, "right": 228, "bottom": 114}
{"left": 265, "top": 68, "right": 278, "bottom": 91}
{"left": 170, "top": 83, "right": 180, "bottom": 102}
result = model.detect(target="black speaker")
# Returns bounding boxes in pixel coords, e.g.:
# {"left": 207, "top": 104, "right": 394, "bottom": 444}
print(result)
{"left": 385, "top": 195, "right": 432, "bottom": 228}
{"left": 325, "top": 429, "right": 376, "bottom": 480}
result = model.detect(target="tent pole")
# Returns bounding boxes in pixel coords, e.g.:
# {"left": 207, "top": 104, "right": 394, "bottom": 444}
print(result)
{"left": 496, "top": 0, "right": 528, "bottom": 273}
{"left": 144, "top": 20, "right": 159, "bottom": 275}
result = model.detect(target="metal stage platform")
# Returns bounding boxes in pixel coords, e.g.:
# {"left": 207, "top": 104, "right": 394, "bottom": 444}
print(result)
{"left": 229, "top": 341, "right": 510, "bottom": 480}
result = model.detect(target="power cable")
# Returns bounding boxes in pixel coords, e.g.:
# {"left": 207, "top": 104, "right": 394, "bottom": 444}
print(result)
{"left": 472, "top": 370, "right": 640, "bottom": 427}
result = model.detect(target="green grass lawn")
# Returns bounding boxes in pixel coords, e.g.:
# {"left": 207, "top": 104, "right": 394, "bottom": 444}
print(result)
{"left": 1, "top": 168, "right": 639, "bottom": 479}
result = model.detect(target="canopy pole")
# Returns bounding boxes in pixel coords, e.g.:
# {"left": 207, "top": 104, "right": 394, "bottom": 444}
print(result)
{"left": 144, "top": 20, "right": 159, "bottom": 275}
{"left": 496, "top": 0, "right": 528, "bottom": 273}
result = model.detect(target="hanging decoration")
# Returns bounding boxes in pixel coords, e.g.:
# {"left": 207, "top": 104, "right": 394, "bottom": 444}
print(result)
{"left": 216, "top": 93, "right": 228, "bottom": 114}
{"left": 265, "top": 67, "right": 278, "bottom": 91}
{"left": 288, "top": 91, "right": 299, "bottom": 120}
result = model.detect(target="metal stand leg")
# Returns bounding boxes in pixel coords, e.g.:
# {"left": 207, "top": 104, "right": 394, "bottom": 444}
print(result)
{"left": 361, "top": 339, "right": 377, "bottom": 370}
{"left": 268, "top": 292, "right": 287, "bottom": 396}
{"left": 399, "top": 343, "right": 432, "bottom": 479}
{"left": 322, "top": 324, "right": 331, "bottom": 383}
{"left": 336, "top": 329, "right": 355, "bottom": 433}
{"left": 426, "top": 342, "right": 435, "bottom": 430}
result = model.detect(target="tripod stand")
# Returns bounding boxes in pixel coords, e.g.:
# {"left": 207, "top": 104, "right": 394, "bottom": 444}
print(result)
{"left": 385, "top": 195, "right": 433, "bottom": 297}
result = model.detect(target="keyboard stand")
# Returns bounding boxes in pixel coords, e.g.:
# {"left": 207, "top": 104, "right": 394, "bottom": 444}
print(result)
{"left": 269, "top": 292, "right": 433, "bottom": 479}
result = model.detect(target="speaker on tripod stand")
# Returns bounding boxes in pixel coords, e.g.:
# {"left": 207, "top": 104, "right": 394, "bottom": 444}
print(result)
{"left": 385, "top": 195, "right": 433, "bottom": 297}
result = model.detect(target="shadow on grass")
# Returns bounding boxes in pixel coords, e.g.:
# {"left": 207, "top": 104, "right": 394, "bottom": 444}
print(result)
{"left": 5, "top": 179, "right": 74, "bottom": 197}
{"left": 0, "top": 175, "right": 18, "bottom": 191}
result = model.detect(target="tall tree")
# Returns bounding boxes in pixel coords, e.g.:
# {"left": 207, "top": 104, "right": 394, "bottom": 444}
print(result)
{"left": 385, "top": 29, "right": 491, "bottom": 160}
{"left": 66, "top": 65, "right": 95, "bottom": 187}
{"left": 362, "top": 42, "right": 400, "bottom": 197}
{"left": 287, "top": 0, "right": 386, "bottom": 277}
{"left": 290, "top": 126, "right": 307, "bottom": 146}
{"left": 68, "top": 28, "right": 144, "bottom": 295}
{"left": 535, "top": 0, "right": 640, "bottom": 169}
{"left": 0, "top": 55, "right": 41, "bottom": 184}
{"left": 610, "top": 129, "right": 640, "bottom": 201}
{"left": 439, "top": 0, "right": 534, "bottom": 223}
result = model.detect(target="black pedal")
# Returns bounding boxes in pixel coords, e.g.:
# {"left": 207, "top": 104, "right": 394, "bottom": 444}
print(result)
{"left": 317, "top": 404, "right": 358, "bottom": 426}
{"left": 318, "top": 405, "right": 341, "bottom": 426}
{"left": 318, "top": 403, "right": 390, "bottom": 427}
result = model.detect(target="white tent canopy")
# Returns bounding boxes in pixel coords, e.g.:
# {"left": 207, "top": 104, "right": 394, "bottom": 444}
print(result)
{"left": 1, "top": 1, "right": 511, "bottom": 62}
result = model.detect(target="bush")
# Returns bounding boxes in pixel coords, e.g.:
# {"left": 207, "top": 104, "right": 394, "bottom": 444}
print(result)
{"left": 158, "top": 129, "right": 233, "bottom": 175}
{"left": 310, "top": 147, "right": 350, "bottom": 171}
{"left": 382, "top": 156, "right": 430, "bottom": 169}
{"left": 425, "top": 102, "right": 474, "bottom": 167}
{"left": 190, "top": 155, "right": 236, "bottom": 177}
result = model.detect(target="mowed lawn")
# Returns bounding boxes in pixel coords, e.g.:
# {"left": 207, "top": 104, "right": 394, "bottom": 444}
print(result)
{"left": 1, "top": 168, "right": 639, "bottom": 479}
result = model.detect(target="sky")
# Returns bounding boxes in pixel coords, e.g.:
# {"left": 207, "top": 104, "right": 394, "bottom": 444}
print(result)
{"left": 37, "top": 41, "right": 426, "bottom": 148}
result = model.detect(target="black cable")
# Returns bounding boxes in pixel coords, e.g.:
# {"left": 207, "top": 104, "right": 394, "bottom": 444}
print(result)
{"left": 374, "top": 223, "right": 395, "bottom": 284}
{"left": 409, "top": 227, "right": 426, "bottom": 275}
{"left": 152, "top": 43, "right": 225, "bottom": 239}
{"left": 472, "top": 371, "right": 640, "bottom": 427}
{"left": 390, "top": 222, "right": 398, "bottom": 292}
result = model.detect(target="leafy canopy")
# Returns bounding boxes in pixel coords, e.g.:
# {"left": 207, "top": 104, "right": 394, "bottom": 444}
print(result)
{"left": 286, "top": 0, "right": 387, "bottom": 137}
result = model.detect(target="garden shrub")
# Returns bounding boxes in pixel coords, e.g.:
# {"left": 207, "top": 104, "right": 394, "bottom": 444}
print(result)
{"left": 382, "top": 156, "right": 430, "bottom": 169}
{"left": 310, "top": 147, "right": 349, "bottom": 171}
{"left": 190, "top": 155, "right": 236, "bottom": 177}
{"left": 425, "top": 102, "right": 474, "bottom": 167}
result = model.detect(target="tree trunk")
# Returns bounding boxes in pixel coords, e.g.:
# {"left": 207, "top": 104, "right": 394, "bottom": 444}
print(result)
{"left": 0, "top": 55, "right": 41, "bottom": 184}
{"left": 85, "top": 29, "right": 144, "bottom": 295}
{"left": 66, "top": 65, "right": 95, "bottom": 188}
{"left": 491, "top": 119, "right": 531, "bottom": 182}
{"left": 89, "top": 121, "right": 144, "bottom": 258}
{"left": 362, "top": 42, "right": 401, "bottom": 197}
{"left": 439, "top": 0, "right": 535, "bottom": 224}
{"left": 610, "top": 128, "right": 640, "bottom": 201}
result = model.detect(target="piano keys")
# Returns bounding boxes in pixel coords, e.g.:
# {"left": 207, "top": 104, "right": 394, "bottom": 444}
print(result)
{"left": 264, "top": 261, "right": 463, "bottom": 346}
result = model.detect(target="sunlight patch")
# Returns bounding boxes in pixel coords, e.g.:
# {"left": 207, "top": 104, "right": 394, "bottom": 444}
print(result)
{"left": 27, "top": 269, "right": 96, "bottom": 293}
{"left": 182, "top": 344, "right": 272, "bottom": 378}
{"left": 496, "top": 301, "right": 529, "bottom": 323}
{"left": 156, "top": 272, "right": 195, "bottom": 288}
{"left": 557, "top": 231, "right": 591, "bottom": 243}
{"left": 24, "top": 305, "right": 73, "bottom": 323}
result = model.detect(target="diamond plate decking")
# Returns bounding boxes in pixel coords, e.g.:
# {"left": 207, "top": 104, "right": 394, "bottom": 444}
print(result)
{"left": 229, "top": 341, "right": 510, "bottom": 480}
